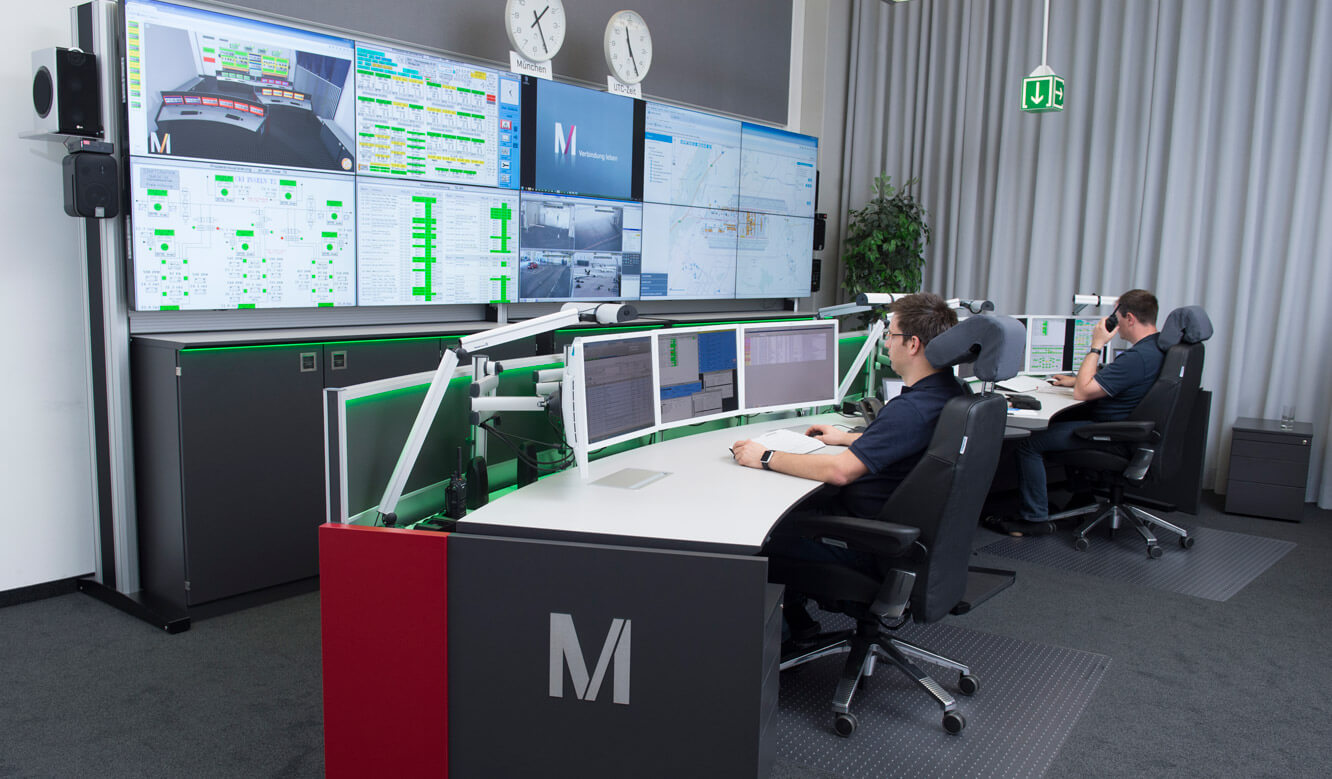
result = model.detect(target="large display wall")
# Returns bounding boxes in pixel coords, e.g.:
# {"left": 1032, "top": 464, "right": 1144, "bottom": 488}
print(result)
{"left": 124, "top": 0, "right": 817, "bottom": 313}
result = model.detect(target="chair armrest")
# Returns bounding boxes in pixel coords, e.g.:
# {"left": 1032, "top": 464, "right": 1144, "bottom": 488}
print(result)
{"left": 1073, "top": 420, "right": 1156, "bottom": 443}
{"left": 785, "top": 514, "right": 922, "bottom": 559}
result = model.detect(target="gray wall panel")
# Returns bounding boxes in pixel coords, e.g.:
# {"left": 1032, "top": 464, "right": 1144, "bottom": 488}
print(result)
{"left": 217, "top": 0, "right": 792, "bottom": 123}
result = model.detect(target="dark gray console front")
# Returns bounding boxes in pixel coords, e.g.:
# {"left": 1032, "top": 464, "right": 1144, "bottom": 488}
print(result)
{"left": 447, "top": 533, "right": 778, "bottom": 779}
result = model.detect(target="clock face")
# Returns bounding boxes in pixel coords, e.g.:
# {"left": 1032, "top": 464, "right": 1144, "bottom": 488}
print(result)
{"left": 604, "top": 10, "right": 652, "bottom": 84}
{"left": 505, "top": 0, "right": 566, "bottom": 63}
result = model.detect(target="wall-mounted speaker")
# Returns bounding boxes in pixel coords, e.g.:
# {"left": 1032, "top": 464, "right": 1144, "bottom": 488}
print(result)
{"left": 63, "top": 152, "right": 119, "bottom": 218}
{"left": 32, "top": 47, "right": 102, "bottom": 138}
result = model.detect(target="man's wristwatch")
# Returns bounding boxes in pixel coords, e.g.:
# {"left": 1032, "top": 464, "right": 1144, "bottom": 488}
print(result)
{"left": 760, "top": 450, "right": 776, "bottom": 470}
{"left": 1087, "top": 347, "right": 1102, "bottom": 357}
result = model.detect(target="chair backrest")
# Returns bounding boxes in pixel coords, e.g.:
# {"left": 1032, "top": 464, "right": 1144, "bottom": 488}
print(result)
{"left": 1127, "top": 342, "right": 1204, "bottom": 481}
{"left": 1127, "top": 306, "right": 1210, "bottom": 482}
{"left": 875, "top": 391, "right": 1008, "bottom": 622}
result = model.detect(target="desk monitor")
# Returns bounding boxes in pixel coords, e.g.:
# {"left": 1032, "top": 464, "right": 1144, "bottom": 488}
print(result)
{"left": 1026, "top": 315, "right": 1105, "bottom": 373}
{"left": 740, "top": 320, "right": 839, "bottom": 414}
{"left": 654, "top": 325, "right": 741, "bottom": 430}
{"left": 565, "top": 332, "right": 657, "bottom": 479}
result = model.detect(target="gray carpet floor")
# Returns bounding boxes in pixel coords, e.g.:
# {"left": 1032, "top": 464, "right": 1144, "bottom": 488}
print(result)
{"left": 3, "top": 492, "right": 1331, "bottom": 778}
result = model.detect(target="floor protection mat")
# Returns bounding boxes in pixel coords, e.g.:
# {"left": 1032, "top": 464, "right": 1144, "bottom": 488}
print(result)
{"left": 774, "top": 617, "right": 1109, "bottom": 778}
{"left": 980, "top": 524, "right": 1294, "bottom": 601}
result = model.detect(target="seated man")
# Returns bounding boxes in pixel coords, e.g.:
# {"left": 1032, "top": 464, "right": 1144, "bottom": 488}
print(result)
{"left": 730, "top": 292, "right": 962, "bottom": 637}
{"left": 988, "top": 288, "right": 1164, "bottom": 536}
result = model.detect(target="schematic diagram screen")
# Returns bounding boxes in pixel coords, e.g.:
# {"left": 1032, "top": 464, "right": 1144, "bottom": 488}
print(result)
{"left": 582, "top": 336, "right": 656, "bottom": 445}
{"left": 656, "top": 327, "right": 740, "bottom": 426}
{"left": 356, "top": 179, "right": 517, "bottom": 306}
{"left": 1027, "top": 316, "right": 1069, "bottom": 373}
{"left": 129, "top": 158, "right": 355, "bottom": 310}
{"left": 742, "top": 322, "right": 837, "bottom": 412}
{"left": 354, "top": 44, "right": 520, "bottom": 188}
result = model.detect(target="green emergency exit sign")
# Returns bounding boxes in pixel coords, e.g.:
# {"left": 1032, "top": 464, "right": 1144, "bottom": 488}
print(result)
{"left": 1022, "top": 74, "right": 1065, "bottom": 112}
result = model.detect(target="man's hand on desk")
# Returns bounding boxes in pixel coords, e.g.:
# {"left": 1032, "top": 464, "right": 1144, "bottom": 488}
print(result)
{"left": 1049, "top": 374, "right": 1076, "bottom": 388}
{"left": 803, "top": 424, "right": 859, "bottom": 447}
{"left": 731, "top": 438, "right": 767, "bottom": 469}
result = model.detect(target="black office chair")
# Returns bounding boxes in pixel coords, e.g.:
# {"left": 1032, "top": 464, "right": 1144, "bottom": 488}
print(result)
{"left": 767, "top": 314, "right": 1025, "bottom": 736}
{"left": 1048, "top": 306, "right": 1212, "bottom": 557}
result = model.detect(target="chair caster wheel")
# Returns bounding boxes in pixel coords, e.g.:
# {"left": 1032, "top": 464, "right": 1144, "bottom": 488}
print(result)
{"left": 834, "top": 712, "right": 858, "bottom": 737}
{"left": 958, "top": 673, "right": 979, "bottom": 696}
{"left": 1148, "top": 544, "right": 1163, "bottom": 559}
{"left": 943, "top": 710, "right": 966, "bottom": 734}
{"left": 1180, "top": 535, "right": 1195, "bottom": 549}
{"left": 1074, "top": 537, "right": 1090, "bottom": 552}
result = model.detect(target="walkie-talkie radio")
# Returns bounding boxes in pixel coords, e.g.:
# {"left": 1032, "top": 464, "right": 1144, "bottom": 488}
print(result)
{"left": 445, "top": 447, "right": 468, "bottom": 519}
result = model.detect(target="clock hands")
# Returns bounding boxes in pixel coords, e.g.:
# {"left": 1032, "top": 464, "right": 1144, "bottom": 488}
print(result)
{"left": 624, "top": 28, "right": 639, "bottom": 77}
{"left": 531, "top": 6, "right": 550, "bottom": 54}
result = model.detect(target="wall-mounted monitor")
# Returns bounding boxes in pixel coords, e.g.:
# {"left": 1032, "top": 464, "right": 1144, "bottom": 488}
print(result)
{"left": 356, "top": 179, "right": 518, "bottom": 306}
{"left": 354, "top": 44, "right": 521, "bottom": 189}
{"left": 638, "top": 204, "right": 738, "bottom": 299}
{"left": 654, "top": 325, "right": 741, "bottom": 430}
{"left": 740, "top": 320, "right": 838, "bottom": 413}
{"left": 643, "top": 103, "right": 741, "bottom": 209}
{"left": 737, "top": 122, "right": 817, "bottom": 217}
{"left": 126, "top": 0, "right": 356, "bottom": 172}
{"left": 517, "top": 193, "right": 642, "bottom": 301}
{"left": 735, "top": 211, "right": 815, "bottom": 299}
{"left": 128, "top": 157, "right": 356, "bottom": 310}
{"left": 520, "top": 76, "right": 644, "bottom": 202}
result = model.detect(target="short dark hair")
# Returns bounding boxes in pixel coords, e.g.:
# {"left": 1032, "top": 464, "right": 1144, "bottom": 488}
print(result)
{"left": 1117, "top": 289, "right": 1158, "bottom": 326}
{"left": 889, "top": 292, "right": 958, "bottom": 347}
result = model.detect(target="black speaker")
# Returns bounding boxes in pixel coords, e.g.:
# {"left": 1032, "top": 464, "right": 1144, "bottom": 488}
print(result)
{"left": 31, "top": 47, "right": 102, "bottom": 138}
{"left": 63, "top": 152, "right": 119, "bottom": 218}
{"left": 813, "top": 212, "right": 827, "bottom": 251}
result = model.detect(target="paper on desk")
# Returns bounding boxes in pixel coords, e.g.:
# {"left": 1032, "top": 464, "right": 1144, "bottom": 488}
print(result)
{"left": 752, "top": 428, "right": 826, "bottom": 454}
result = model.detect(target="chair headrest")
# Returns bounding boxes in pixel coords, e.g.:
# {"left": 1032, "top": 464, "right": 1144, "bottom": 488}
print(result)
{"left": 924, "top": 314, "right": 1025, "bottom": 382}
{"left": 1158, "top": 306, "right": 1213, "bottom": 349}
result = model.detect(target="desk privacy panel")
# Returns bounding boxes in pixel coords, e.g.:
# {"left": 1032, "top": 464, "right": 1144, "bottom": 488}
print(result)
{"left": 125, "top": 0, "right": 815, "bottom": 313}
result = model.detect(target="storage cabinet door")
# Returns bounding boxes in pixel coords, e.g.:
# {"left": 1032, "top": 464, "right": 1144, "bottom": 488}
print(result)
{"left": 323, "top": 338, "right": 444, "bottom": 386}
{"left": 178, "top": 345, "right": 326, "bottom": 604}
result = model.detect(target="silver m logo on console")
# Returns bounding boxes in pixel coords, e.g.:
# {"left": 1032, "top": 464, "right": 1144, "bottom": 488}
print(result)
{"left": 549, "top": 612, "right": 630, "bottom": 704}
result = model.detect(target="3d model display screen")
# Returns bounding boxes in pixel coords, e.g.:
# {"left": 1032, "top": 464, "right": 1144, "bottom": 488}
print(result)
{"left": 123, "top": 0, "right": 818, "bottom": 312}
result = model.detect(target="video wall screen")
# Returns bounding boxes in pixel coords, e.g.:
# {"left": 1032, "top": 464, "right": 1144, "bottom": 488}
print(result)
{"left": 123, "top": 0, "right": 817, "bottom": 312}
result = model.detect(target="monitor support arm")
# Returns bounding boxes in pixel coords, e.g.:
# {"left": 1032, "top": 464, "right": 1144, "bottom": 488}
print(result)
{"left": 375, "top": 303, "right": 636, "bottom": 525}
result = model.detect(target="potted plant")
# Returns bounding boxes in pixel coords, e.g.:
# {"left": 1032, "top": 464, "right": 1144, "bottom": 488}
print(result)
{"left": 841, "top": 174, "right": 931, "bottom": 298}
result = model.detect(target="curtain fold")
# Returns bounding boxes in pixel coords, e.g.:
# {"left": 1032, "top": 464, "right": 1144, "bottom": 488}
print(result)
{"left": 834, "top": 0, "right": 1332, "bottom": 507}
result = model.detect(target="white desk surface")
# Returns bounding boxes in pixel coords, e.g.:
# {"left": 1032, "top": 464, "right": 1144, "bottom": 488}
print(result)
{"left": 1002, "top": 384, "right": 1084, "bottom": 429}
{"left": 458, "top": 411, "right": 855, "bottom": 554}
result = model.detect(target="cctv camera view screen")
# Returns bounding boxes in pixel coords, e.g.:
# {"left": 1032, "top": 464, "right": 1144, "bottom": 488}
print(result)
{"left": 517, "top": 193, "right": 642, "bottom": 301}
{"left": 122, "top": 1, "right": 817, "bottom": 312}
{"left": 656, "top": 327, "right": 740, "bottom": 426}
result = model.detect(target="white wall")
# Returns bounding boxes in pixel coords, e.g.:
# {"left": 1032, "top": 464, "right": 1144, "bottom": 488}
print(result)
{"left": 0, "top": 5, "right": 98, "bottom": 591}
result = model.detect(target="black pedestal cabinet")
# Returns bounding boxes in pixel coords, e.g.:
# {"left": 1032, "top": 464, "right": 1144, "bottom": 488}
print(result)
{"left": 132, "top": 335, "right": 447, "bottom": 608}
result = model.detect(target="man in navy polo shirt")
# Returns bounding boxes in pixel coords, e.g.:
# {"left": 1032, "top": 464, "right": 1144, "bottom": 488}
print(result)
{"left": 988, "top": 288, "right": 1164, "bottom": 536}
{"left": 731, "top": 292, "right": 962, "bottom": 638}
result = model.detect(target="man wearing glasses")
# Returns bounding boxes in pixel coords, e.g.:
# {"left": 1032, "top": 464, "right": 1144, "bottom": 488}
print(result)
{"left": 731, "top": 292, "right": 962, "bottom": 638}
{"left": 730, "top": 292, "right": 962, "bottom": 517}
{"left": 986, "top": 288, "right": 1163, "bottom": 536}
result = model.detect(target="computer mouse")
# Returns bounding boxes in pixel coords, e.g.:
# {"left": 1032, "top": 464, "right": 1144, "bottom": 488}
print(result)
{"left": 809, "top": 429, "right": 824, "bottom": 436}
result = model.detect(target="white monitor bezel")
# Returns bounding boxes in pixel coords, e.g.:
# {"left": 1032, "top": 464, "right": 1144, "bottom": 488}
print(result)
{"left": 738, "top": 319, "right": 840, "bottom": 415}
{"left": 568, "top": 330, "right": 659, "bottom": 460}
{"left": 651, "top": 324, "right": 745, "bottom": 432}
